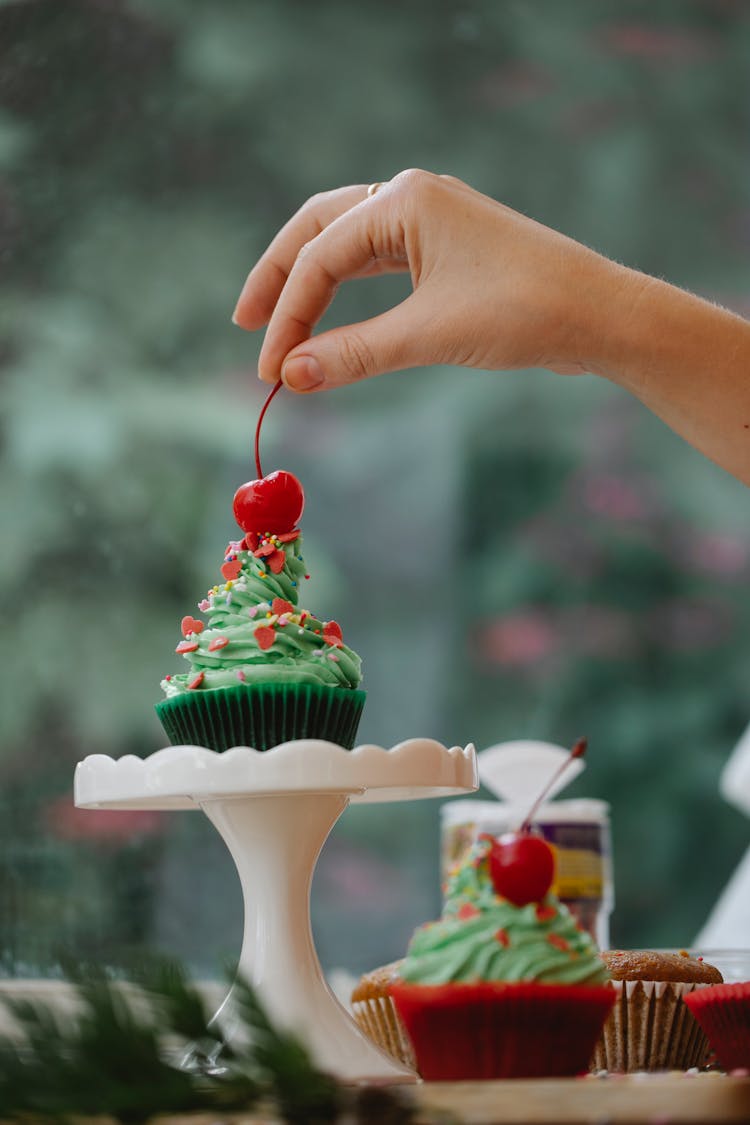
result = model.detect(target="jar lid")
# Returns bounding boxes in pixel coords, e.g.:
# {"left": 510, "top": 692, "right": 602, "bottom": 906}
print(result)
{"left": 440, "top": 796, "right": 610, "bottom": 827}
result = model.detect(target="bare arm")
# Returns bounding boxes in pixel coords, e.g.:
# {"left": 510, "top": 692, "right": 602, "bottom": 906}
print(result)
{"left": 233, "top": 169, "right": 750, "bottom": 485}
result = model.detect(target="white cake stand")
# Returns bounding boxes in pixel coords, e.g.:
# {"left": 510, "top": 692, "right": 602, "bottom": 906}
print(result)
{"left": 74, "top": 738, "right": 477, "bottom": 1084}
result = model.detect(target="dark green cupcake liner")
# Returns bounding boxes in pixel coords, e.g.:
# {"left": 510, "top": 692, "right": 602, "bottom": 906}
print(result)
{"left": 155, "top": 682, "right": 366, "bottom": 753}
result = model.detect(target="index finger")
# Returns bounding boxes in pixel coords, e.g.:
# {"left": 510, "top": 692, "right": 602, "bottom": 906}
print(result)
{"left": 232, "top": 185, "right": 369, "bottom": 331}
{"left": 257, "top": 187, "right": 409, "bottom": 383}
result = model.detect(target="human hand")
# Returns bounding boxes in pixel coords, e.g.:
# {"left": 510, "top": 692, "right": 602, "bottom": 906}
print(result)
{"left": 232, "top": 169, "right": 632, "bottom": 392}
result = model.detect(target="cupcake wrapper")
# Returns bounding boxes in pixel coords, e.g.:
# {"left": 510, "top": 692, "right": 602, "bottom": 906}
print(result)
{"left": 685, "top": 982, "right": 750, "bottom": 1072}
{"left": 390, "top": 981, "right": 615, "bottom": 1081}
{"left": 352, "top": 996, "right": 415, "bottom": 1070}
{"left": 591, "top": 979, "right": 715, "bottom": 1073}
{"left": 155, "top": 683, "right": 365, "bottom": 753}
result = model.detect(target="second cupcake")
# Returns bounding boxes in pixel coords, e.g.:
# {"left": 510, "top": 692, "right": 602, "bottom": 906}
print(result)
{"left": 388, "top": 832, "right": 615, "bottom": 1080}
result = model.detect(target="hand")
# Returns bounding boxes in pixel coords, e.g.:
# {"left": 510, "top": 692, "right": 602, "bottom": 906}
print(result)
{"left": 232, "top": 168, "right": 630, "bottom": 392}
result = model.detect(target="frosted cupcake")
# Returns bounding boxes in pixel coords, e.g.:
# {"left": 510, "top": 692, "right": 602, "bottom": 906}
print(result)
{"left": 156, "top": 470, "right": 365, "bottom": 752}
{"left": 388, "top": 833, "right": 615, "bottom": 1080}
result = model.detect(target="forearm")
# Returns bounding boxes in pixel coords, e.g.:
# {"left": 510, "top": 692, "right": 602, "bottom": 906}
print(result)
{"left": 585, "top": 266, "right": 750, "bottom": 485}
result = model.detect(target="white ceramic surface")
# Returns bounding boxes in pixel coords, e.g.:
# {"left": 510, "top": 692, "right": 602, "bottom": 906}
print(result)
{"left": 74, "top": 738, "right": 477, "bottom": 1083}
{"left": 74, "top": 738, "right": 477, "bottom": 809}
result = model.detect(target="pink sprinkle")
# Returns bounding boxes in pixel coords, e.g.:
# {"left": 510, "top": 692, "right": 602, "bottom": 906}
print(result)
{"left": 327, "top": 652, "right": 340, "bottom": 662}
{"left": 236, "top": 669, "right": 246, "bottom": 682}
{"left": 198, "top": 599, "right": 210, "bottom": 612}
{"left": 248, "top": 606, "right": 258, "bottom": 619}
{"left": 278, "top": 614, "right": 289, "bottom": 626}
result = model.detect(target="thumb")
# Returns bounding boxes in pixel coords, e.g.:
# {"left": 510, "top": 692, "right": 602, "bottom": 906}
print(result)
{"left": 280, "top": 296, "right": 430, "bottom": 392}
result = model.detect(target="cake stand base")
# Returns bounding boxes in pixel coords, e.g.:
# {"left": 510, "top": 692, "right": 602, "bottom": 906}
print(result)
{"left": 75, "top": 738, "right": 477, "bottom": 1084}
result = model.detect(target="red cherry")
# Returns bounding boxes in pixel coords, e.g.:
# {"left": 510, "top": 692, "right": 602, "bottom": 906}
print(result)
{"left": 487, "top": 832, "right": 555, "bottom": 907}
{"left": 233, "top": 470, "right": 305, "bottom": 534}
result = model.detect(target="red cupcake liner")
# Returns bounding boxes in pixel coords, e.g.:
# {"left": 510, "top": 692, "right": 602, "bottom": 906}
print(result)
{"left": 389, "top": 980, "right": 616, "bottom": 1081}
{"left": 685, "top": 982, "right": 750, "bottom": 1072}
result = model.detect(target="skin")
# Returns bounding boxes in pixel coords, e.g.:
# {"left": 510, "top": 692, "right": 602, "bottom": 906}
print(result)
{"left": 233, "top": 168, "right": 750, "bottom": 485}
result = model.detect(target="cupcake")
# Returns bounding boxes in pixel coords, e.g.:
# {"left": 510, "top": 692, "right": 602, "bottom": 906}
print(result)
{"left": 684, "top": 982, "right": 750, "bottom": 1072}
{"left": 385, "top": 833, "right": 615, "bottom": 1080}
{"left": 156, "top": 469, "right": 365, "bottom": 752}
{"left": 351, "top": 961, "right": 415, "bottom": 1069}
{"left": 591, "top": 949, "right": 723, "bottom": 1073}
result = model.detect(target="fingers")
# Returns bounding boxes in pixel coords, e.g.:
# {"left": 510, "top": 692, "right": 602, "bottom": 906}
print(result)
{"left": 257, "top": 192, "right": 409, "bottom": 383}
{"left": 280, "top": 294, "right": 431, "bottom": 392}
{"left": 233, "top": 185, "right": 369, "bottom": 331}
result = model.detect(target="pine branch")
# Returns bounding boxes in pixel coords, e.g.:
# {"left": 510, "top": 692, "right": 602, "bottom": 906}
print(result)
{"left": 0, "top": 959, "right": 428, "bottom": 1124}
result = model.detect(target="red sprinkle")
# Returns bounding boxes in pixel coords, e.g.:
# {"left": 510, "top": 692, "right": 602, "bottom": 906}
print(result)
{"left": 187, "top": 671, "right": 205, "bottom": 690}
{"left": 272, "top": 598, "right": 294, "bottom": 616}
{"left": 208, "top": 637, "right": 229, "bottom": 651}
{"left": 268, "top": 549, "right": 286, "bottom": 574}
{"left": 323, "top": 619, "right": 344, "bottom": 648}
{"left": 181, "top": 616, "right": 204, "bottom": 637}
{"left": 276, "top": 529, "right": 299, "bottom": 543}
{"left": 254, "top": 624, "right": 275, "bottom": 651}
{"left": 495, "top": 928, "right": 510, "bottom": 947}
{"left": 221, "top": 559, "right": 242, "bottom": 581}
{"left": 535, "top": 904, "right": 556, "bottom": 922}
{"left": 457, "top": 902, "right": 480, "bottom": 921}
{"left": 547, "top": 934, "right": 569, "bottom": 952}
{"left": 176, "top": 640, "right": 200, "bottom": 653}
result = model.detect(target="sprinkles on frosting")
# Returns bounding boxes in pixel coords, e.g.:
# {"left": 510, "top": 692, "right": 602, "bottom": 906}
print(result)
{"left": 163, "top": 525, "right": 361, "bottom": 695}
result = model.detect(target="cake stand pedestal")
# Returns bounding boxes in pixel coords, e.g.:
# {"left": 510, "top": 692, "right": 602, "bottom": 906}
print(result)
{"left": 74, "top": 738, "right": 477, "bottom": 1084}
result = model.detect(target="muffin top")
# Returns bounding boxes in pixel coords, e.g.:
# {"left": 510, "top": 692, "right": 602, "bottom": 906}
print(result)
{"left": 602, "top": 950, "right": 722, "bottom": 984}
{"left": 397, "top": 836, "right": 609, "bottom": 987}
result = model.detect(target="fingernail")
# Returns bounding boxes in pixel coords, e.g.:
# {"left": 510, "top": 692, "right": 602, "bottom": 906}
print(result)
{"left": 282, "top": 355, "right": 324, "bottom": 391}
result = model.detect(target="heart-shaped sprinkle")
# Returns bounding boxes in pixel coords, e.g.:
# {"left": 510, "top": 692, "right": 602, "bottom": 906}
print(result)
{"left": 323, "top": 620, "right": 344, "bottom": 648}
{"left": 176, "top": 640, "right": 200, "bottom": 653}
{"left": 221, "top": 559, "right": 242, "bottom": 581}
{"left": 268, "top": 549, "right": 286, "bottom": 574}
{"left": 254, "top": 624, "right": 275, "bottom": 651}
{"left": 208, "top": 636, "right": 229, "bottom": 651}
{"left": 187, "top": 671, "right": 205, "bottom": 690}
{"left": 181, "top": 616, "right": 204, "bottom": 637}
{"left": 272, "top": 598, "right": 293, "bottom": 616}
{"left": 535, "top": 904, "right": 556, "bottom": 922}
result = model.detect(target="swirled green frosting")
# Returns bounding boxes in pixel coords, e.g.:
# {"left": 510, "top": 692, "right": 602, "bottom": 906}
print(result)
{"left": 160, "top": 531, "right": 362, "bottom": 696}
{"left": 399, "top": 837, "right": 609, "bottom": 986}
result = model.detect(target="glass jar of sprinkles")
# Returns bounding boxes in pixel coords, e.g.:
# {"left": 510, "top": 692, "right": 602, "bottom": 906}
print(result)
{"left": 441, "top": 798, "right": 614, "bottom": 949}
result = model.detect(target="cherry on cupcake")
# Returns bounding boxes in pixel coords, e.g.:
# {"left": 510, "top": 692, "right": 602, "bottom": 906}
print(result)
{"left": 232, "top": 381, "right": 305, "bottom": 534}
{"left": 233, "top": 470, "right": 304, "bottom": 534}
{"left": 485, "top": 737, "right": 587, "bottom": 907}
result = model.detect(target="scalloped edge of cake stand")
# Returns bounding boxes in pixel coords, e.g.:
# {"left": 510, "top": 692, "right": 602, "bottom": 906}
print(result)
{"left": 74, "top": 738, "right": 478, "bottom": 809}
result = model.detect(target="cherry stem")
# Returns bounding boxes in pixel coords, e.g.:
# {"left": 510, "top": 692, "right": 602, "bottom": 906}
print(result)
{"left": 254, "top": 380, "right": 283, "bottom": 478}
{"left": 520, "top": 737, "right": 587, "bottom": 834}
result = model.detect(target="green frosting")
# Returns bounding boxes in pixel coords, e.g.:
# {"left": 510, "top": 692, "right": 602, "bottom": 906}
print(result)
{"left": 399, "top": 837, "right": 609, "bottom": 986}
{"left": 161, "top": 531, "right": 362, "bottom": 696}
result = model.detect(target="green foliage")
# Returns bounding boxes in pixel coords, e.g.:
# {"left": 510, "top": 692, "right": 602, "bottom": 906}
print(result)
{"left": 0, "top": 960, "right": 425, "bottom": 1123}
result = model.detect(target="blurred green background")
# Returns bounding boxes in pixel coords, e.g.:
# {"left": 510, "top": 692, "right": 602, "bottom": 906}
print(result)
{"left": 1, "top": 0, "right": 749, "bottom": 978}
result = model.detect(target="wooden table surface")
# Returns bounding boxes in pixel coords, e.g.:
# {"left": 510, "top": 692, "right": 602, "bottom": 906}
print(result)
{"left": 416, "top": 1072, "right": 750, "bottom": 1123}
{"left": 7, "top": 1074, "right": 739, "bottom": 1125}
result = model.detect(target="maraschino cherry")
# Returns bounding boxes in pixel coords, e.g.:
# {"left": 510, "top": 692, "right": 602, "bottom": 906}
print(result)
{"left": 485, "top": 738, "right": 587, "bottom": 907}
{"left": 232, "top": 381, "right": 305, "bottom": 534}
